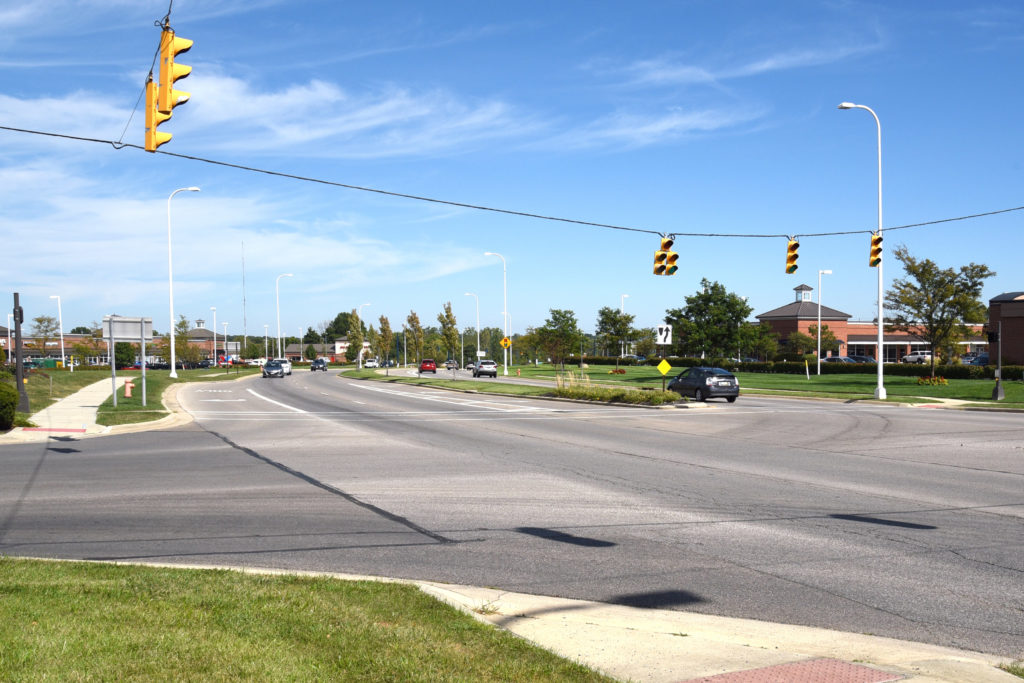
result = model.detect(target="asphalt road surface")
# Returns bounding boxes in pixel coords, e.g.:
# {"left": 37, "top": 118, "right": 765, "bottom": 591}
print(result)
{"left": 2, "top": 370, "right": 1022, "bottom": 658}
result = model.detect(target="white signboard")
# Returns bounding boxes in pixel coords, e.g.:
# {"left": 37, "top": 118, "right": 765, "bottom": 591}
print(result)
{"left": 103, "top": 315, "right": 153, "bottom": 342}
{"left": 656, "top": 324, "right": 672, "bottom": 345}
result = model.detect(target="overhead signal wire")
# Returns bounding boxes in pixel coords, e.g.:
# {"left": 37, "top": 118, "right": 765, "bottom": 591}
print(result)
{"left": 1, "top": 124, "right": 1022, "bottom": 240}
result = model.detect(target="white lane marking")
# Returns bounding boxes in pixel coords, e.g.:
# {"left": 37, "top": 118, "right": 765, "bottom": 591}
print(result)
{"left": 246, "top": 388, "right": 307, "bottom": 413}
{"left": 352, "top": 400, "right": 366, "bottom": 405}
{"left": 347, "top": 382, "right": 546, "bottom": 412}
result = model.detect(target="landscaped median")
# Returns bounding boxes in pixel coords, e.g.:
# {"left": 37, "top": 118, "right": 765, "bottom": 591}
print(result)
{"left": 0, "top": 557, "right": 614, "bottom": 682}
{"left": 346, "top": 364, "right": 1024, "bottom": 408}
{"left": 343, "top": 368, "right": 682, "bottom": 406}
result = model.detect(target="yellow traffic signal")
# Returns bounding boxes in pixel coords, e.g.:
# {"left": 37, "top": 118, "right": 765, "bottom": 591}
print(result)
{"left": 654, "top": 237, "right": 679, "bottom": 275}
{"left": 158, "top": 28, "right": 193, "bottom": 114}
{"left": 869, "top": 232, "right": 883, "bottom": 267}
{"left": 785, "top": 239, "right": 799, "bottom": 274}
{"left": 144, "top": 77, "right": 172, "bottom": 152}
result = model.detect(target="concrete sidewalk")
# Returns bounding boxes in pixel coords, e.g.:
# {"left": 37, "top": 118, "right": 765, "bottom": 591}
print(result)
{"left": 417, "top": 581, "right": 1018, "bottom": 683}
{"left": 2, "top": 380, "right": 1021, "bottom": 681}
{"left": 0, "top": 375, "right": 190, "bottom": 443}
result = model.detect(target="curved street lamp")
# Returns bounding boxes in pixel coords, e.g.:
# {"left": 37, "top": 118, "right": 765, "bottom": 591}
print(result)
{"left": 484, "top": 252, "right": 509, "bottom": 375}
{"left": 167, "top": 186, "right": 200, "bottom": 378}
{"left": 816, "top": 270, "right": 832, "bottom": 375}
{"left": 838, "top": 102, "right": 886, "bottom": 399}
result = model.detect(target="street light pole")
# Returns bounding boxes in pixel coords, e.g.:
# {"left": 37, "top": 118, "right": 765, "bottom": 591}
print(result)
{"left": 358, "top": 303, "right": 371, "bottom": 368}
{"left": 620, "top": 294, "right": 629, "bottom": 358}
{"left": 464, "top": 292, "right": 479, "bottom": 362}
{"left": 484, "top": 252, "right": 509, "bottom": 375}
{"left": 49, "top": 295, "right": 65, "bottom": 370}
{"left": 166, "top": 186, "right": 200, "bottom": 379}
{"left": 263, "top": 324, "right": 269, "bottom": 360}
{"left": 816, "top": 270, "right": 832, "bottom": 375}
{"left": 275, "top": 273, "right": 293, "bottom": 358}
{"left": 222, "top": 322, "right": 229, "bottom": 364}
{"left": 838, "top": 102, "right": 886, "bottom": 399}
{"left": 210, "top": 306, "right": 217, "bottom": 365}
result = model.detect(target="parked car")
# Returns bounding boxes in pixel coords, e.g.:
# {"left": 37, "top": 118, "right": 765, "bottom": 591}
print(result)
{"left": 847, "top": 355, "right": 875, "bottom": 363}
{"left": 473, "top": 359, "right": 498, "bottom": 378}
{"left": 364, "top": 358, "right": 379, "bottom": 368}
{"left": 262, "top": 359, "right": 286, "bottom": 378}
{"left": 310, "top": 358, "right": 328, "bottom": 372}
{"left": 667, "top": 366, "right": 739, "bottom": 403}
{"left": 444, "top": 359, "right": 459, "bottom": 369}
{"left": 419, "top": 359, "right": 437, "bottom": 374}
{"left": 823, "top": 356, "right": 856, "bottom": 363}
{"left": 274, "top": 358, "right": 293, "bottom": 375}
{"left": 901, "top": 351, "right": 932, "bottom": 364}
{"left": 969, "top": 354, "right": 990, "bottom": 366}
{"left": 465, "top": 362, "right": 476, "bottom": 372}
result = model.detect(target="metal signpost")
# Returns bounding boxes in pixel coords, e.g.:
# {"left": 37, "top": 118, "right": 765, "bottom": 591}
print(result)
{"left": 104, "top": 315, "right": 153, "bottom": 407}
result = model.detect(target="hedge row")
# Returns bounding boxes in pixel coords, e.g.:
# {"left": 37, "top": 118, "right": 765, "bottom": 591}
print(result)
{"left": 0, "top": 382, "right": 18, "bottom": 430}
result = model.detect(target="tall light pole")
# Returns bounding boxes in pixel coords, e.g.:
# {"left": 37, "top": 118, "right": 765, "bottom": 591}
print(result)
{"left": 222, "top": 321, "right": 229, "bottom": 363}
{"left": 210, "top": 306, "right": 217, "bottom": 365}
{"left": 464, "top": 292, "right": 479, "bottom": 363}
{"left": 275, "top": 273, "right": 293, "bottom": 358}
{"left": 357, "top": 303, "right": 371, "bottom": 368}
{"left": 816, "top": 270, "right": 832, "bottom": 375}
{"left": 838, "top": 102, "right": 886, "bottom": 399}
{"left": 49, "top": 295, "right": 65, "bottom": 370}
{"left": 620, "top": 294, "right": 630, "bottom": 358}
{"left": 484, "top": 252, "right": 509, "bottom": 375}
{"left": 263, "top": 324, "right": 269, "bottom": 359}
{"left": 167, "top": 186, "right": 200, "bottom": 378}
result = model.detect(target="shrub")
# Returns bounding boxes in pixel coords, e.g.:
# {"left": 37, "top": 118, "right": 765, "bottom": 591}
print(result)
{"left": 0, "top": 382, "right": 18, "bottom": 430}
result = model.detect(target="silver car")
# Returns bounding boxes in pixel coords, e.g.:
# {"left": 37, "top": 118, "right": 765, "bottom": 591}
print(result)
{"left": 262, "top": 360, "right": 286, "bottom": 378}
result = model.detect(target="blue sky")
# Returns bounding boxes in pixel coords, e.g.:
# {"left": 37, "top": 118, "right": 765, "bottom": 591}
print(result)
{"left": 2, "top": 1, "right": 1022, "bottom": 341}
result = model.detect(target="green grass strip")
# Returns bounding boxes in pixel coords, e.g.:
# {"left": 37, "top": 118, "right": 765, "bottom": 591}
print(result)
{"left": 0, "top": 558, "right": 612, "bottom": 682}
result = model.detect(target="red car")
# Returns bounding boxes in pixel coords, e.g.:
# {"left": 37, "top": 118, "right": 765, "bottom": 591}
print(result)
{"left": 419, "top": 359, "right": 437, "bottom": 374}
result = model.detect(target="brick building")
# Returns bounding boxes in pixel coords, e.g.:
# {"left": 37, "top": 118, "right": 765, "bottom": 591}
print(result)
{"left": 987, "top": 292, "right": 1024, "bottom": 364}
{"left": 755, "top": 284, "right": 986, "bottom": 361}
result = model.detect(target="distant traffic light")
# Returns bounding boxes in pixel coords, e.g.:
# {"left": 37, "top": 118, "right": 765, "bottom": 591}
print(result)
{"left": 654, "top": 237, "right": 679, "bottom": 275}
{"left": 869, "top": 232, "right": 883, "bottom": 267}
{"left": 144, "top": 77, "right": 172, "bottom": 152}
{"left": 785, "top": 239, "right": 799, "bottom": 274}
{"left": 158, "top": 28, "right": 193, "bottom": 113}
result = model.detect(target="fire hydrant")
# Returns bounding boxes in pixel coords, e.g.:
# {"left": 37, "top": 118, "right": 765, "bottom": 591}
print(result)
{"left": 517, "top": 368, "right": 521, "bottom": 377}
{"left": 125, "top": 380, "right": 134, "bottom": 398}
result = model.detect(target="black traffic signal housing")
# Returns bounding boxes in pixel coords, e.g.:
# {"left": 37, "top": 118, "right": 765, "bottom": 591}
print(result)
{"left": 785, "top": 238, "right": 799, "bottom": 274}
{"left": 869, "top": 232, "right": 883, "bottom": 267}
{"left": 654, "top": 237, "right": 679, "bottom": 275}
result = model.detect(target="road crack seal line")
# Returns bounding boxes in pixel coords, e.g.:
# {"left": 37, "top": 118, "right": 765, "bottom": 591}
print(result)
{"left": 205, "top": 428, "right": 456, "bottom": 545}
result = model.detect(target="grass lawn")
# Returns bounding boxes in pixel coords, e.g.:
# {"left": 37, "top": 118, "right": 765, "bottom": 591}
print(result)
{"left": 0, "top": 558, "right": 612, "bottom": 682}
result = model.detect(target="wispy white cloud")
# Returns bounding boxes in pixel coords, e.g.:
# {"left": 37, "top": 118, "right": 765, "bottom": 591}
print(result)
{"left": 545, "top": 106, "right": 765, "bottom": 150}
{"left": 177, "top": 71, "right": 544, "bottom": 158}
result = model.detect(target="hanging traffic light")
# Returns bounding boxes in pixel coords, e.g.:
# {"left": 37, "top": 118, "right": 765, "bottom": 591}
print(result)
{"left": 785, "top": 238, "right": 799, "bottom": 274}
{"left": 158, "top": 27, "right": 193, "bottom": 114}
{"left": 144, "top": 77, "right": 172, "bottom": 152}
{"left": 654, "top": 237, "right": 679, "bottom": 275}
{"left": 869, "top": 232, "right": 883, "bottom": 267}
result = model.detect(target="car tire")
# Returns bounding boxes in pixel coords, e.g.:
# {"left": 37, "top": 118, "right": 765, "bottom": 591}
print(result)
{"left": 694, "top": 388, "right": 705, "bottom": 402}
{"left": 726, "top": 396, "right": 737, "bottom": 403}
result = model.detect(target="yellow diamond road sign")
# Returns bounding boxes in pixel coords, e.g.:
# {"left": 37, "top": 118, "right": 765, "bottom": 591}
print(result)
{"left": 500, "top": 336, "right": 511, "bottom": 349}
{"left": 657, "top": 359, "right": 672, "bottom": 375}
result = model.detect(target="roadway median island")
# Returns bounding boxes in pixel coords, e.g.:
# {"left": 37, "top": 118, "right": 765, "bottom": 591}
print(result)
{"left": 342, "top": 367, "right": 682, "bottom": 406}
